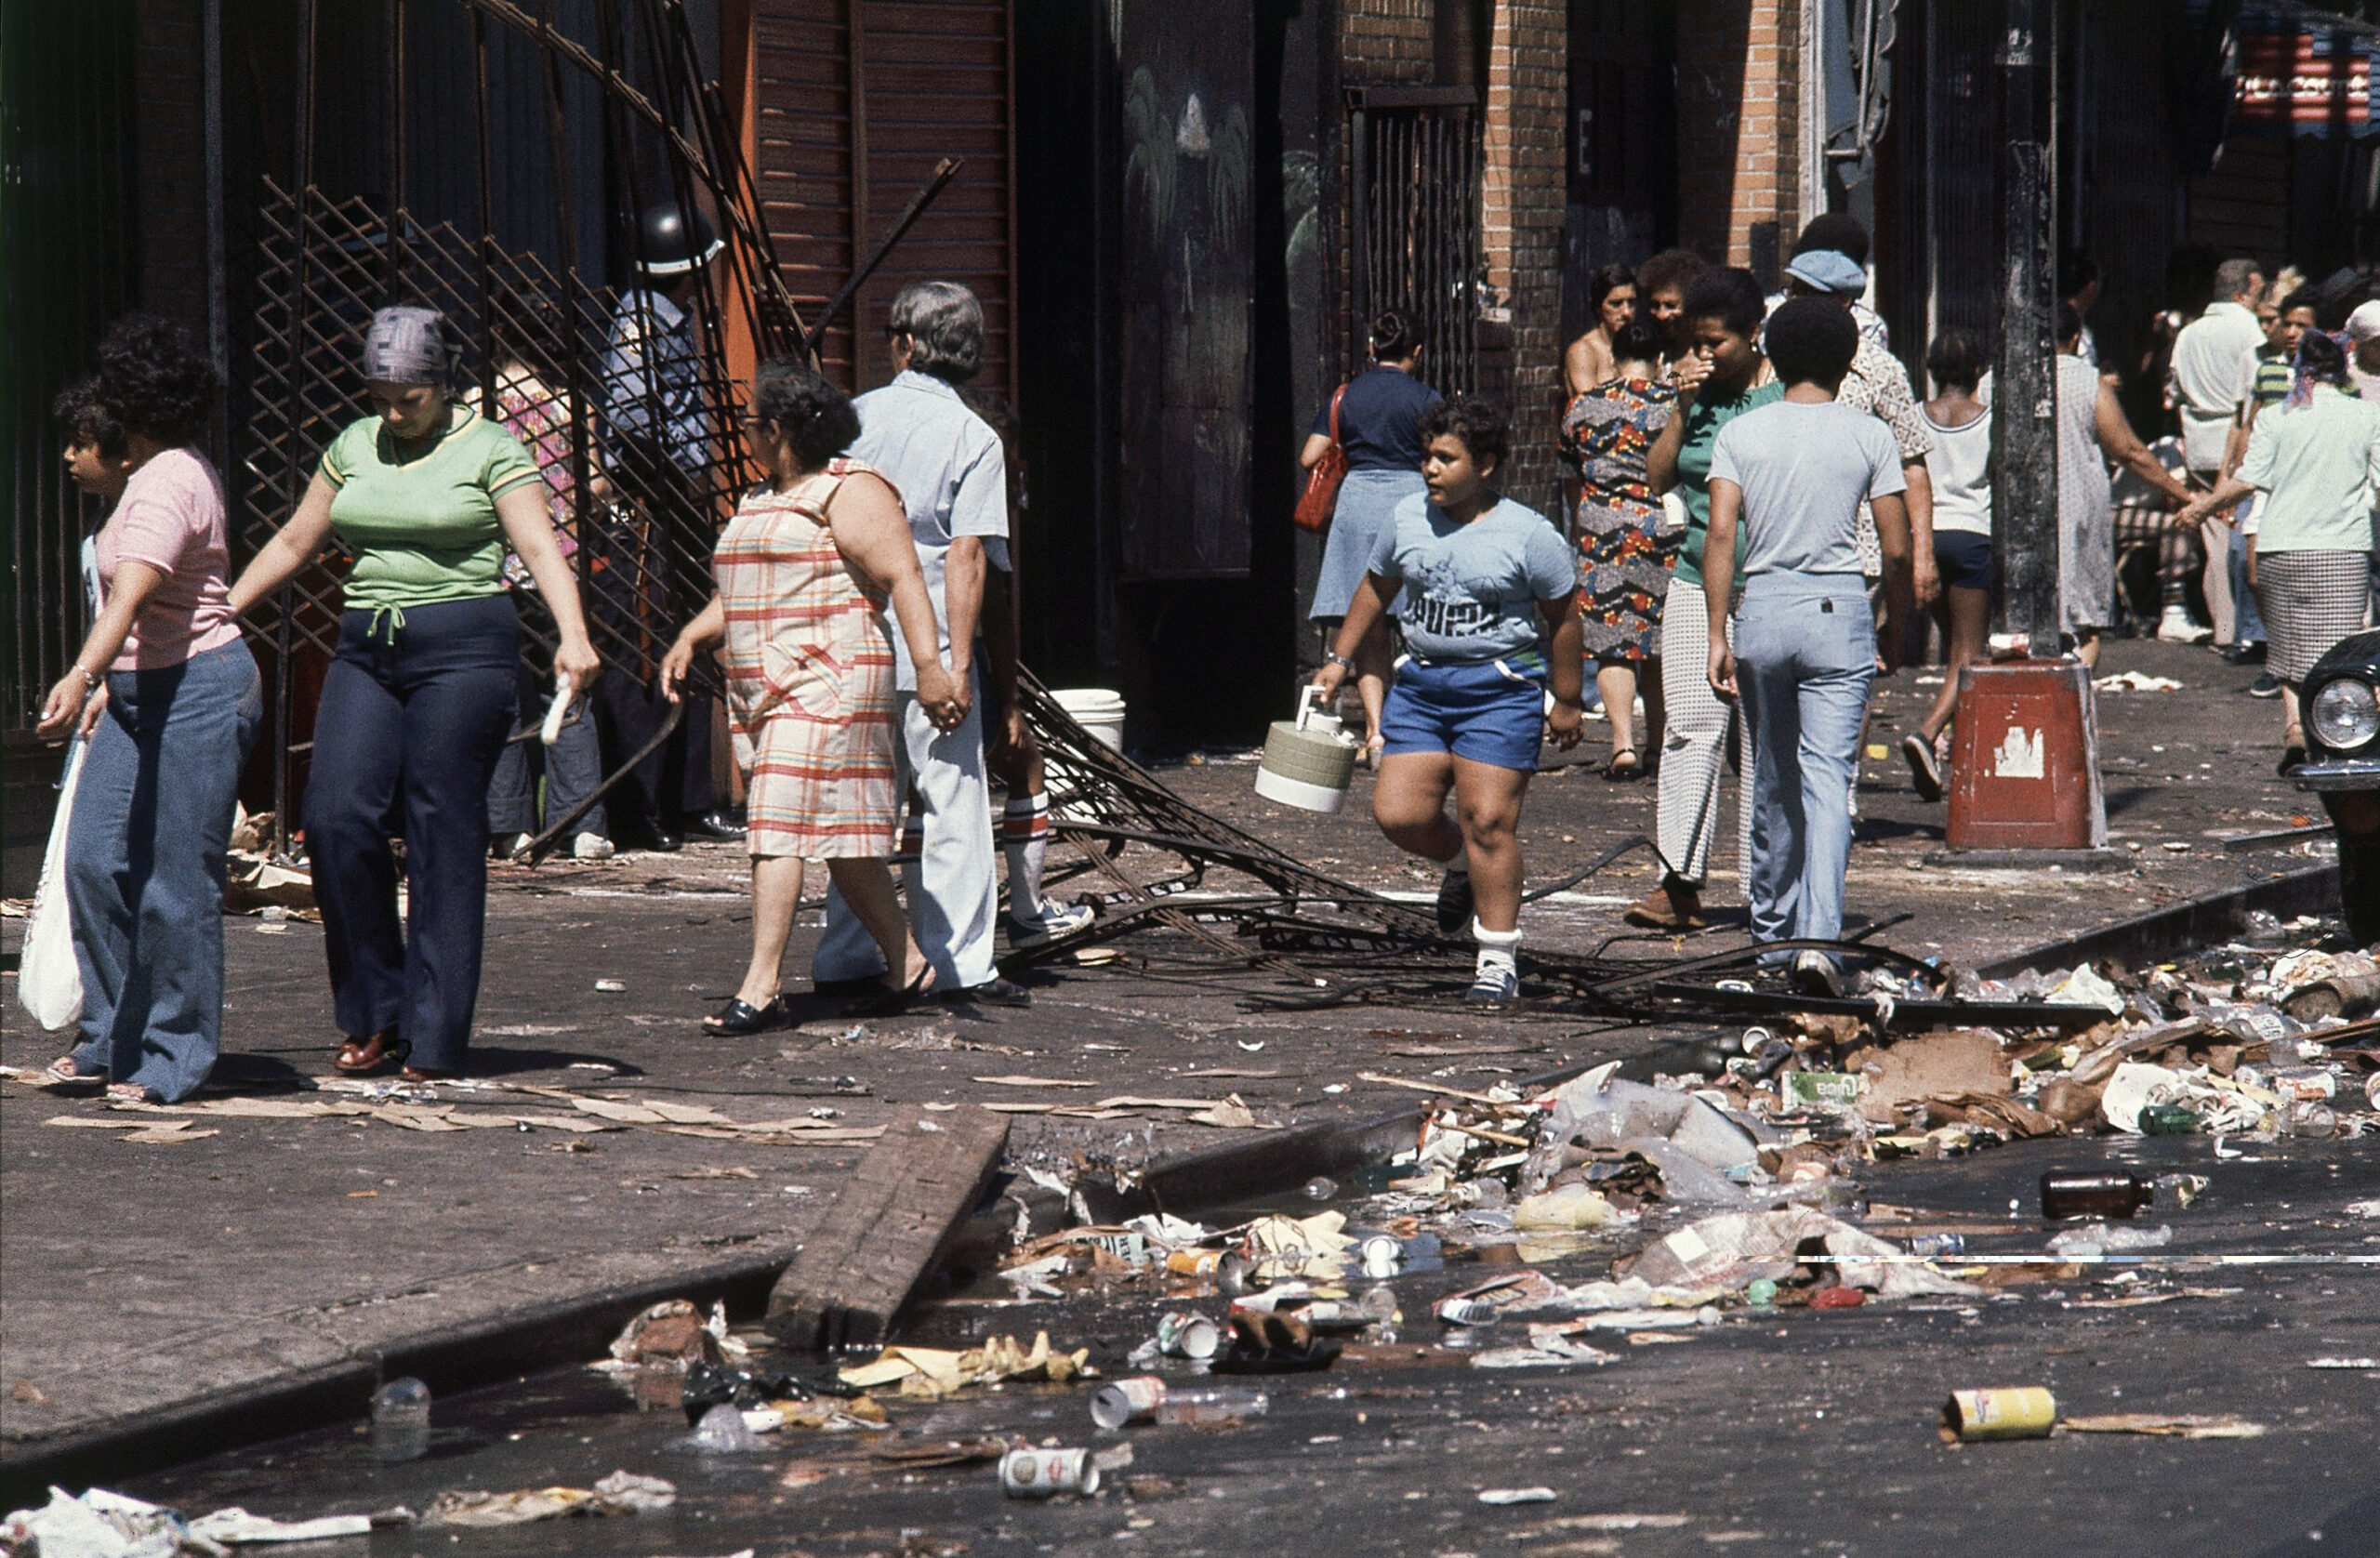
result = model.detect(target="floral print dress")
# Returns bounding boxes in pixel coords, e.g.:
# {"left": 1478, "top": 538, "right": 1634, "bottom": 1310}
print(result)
{"left": 1561, "top": 376, "right": 1679, "bottom": 663}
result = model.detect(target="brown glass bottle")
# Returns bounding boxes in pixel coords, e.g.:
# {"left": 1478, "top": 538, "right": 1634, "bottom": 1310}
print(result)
{"left": 2040, "top": 1170, "right": 2154, "bottom": 1221}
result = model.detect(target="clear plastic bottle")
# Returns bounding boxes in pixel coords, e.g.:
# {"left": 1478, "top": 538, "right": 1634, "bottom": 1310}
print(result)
{"left": 691, "top": 1401, "right": 759, "bottom": 1452}
{"left": 1153, "top": 1386, "right": 1269, "bottom": 1426}
{"left": 369, "top": 1377, "right": 430, "bottom": 1463}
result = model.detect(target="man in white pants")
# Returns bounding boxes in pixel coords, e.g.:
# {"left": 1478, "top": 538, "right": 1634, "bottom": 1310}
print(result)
{"left": 2165, "top": 257, "right": 2266, "bottom": 646}
{"left": 814, "top": 282, "right": 1031, "bottom": 1011}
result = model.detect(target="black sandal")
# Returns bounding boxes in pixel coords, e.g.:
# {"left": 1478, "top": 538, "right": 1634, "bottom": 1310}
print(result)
{"left": 1605, "top": 749, "right": 1644, "bottom": 782}
{"left": 844, "top": 966, "right": 936, "bottom": 1018}
{"left": 703, "top": 996, "right": 787, "bottom": 1036}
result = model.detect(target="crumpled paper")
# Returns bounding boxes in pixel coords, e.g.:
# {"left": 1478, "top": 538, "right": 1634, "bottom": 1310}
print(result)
{"left": 1619, "top": 1208, "right": 1981, "bottom": 1300}
{"left": 2100, "top": 1062, "right": 2271, "bottom": 1133}
{"left": 837, "top": 1331, "right": 1091, "bottom": 1399}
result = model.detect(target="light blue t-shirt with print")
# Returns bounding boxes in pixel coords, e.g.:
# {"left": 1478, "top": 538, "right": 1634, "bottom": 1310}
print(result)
{"left": 1366, "top": 493, "right": 1578, "bottom": 664}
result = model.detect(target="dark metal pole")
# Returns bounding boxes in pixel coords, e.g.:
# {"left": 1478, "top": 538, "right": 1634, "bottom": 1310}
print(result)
{"left": 1991, "top": 0, "right": 2059, "bottom": 651}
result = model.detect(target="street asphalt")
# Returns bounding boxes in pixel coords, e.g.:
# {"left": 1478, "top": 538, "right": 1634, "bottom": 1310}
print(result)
{"left": 1, "top": 634, "right": 2366, "bottom": 1525}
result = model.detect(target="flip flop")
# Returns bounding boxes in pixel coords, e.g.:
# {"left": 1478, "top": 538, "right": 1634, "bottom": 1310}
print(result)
{"left": 1605, "top": 749, "right": 1644, "bottom": 783}
{"left": 43, "top": 1056, "right": 105, "bottom": 1094}
{"left": 845, "top": 965, "right": 937, "bottom": 1018}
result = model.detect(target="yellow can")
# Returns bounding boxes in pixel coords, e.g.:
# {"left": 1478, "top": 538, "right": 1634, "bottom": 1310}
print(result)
{"left": 1941, "top": 1386, "right": 2058, "bottom": 1442}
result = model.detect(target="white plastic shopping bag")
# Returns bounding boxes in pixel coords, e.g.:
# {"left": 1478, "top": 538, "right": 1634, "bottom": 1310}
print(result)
{"left": 18, "top": 736, "right": 88, "bottom": 1031}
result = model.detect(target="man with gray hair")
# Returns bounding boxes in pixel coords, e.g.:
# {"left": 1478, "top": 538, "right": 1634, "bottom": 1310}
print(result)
{"left": 2165, "top": 257, "right": 2267, "bottom": 646}
{"left": 814, "top": 281, "right": 1030, "bottom": 1010}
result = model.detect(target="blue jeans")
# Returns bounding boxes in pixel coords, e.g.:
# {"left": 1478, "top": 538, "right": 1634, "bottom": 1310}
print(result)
{"left": 67, "top": 641, "right": 263, "bottom": 1101}
{"left": 1732, "top": 574, "right": 1874, "bottom": 955}
{"left": 307, "top": 597, "right": 517, "bottom": 1072}
{"left": 2228, "top": 517, "right": 2267, "bottom": 646}
{"left": 1380, "top": 655, "right": 1548, "bottom": 772}
{"left": 487, "top": 659, "right": 605, "bottom": 839}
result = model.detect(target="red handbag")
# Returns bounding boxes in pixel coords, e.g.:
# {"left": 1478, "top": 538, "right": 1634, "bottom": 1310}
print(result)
{"left": 1293, "top": 384, "right": 1349, "bottom": 533}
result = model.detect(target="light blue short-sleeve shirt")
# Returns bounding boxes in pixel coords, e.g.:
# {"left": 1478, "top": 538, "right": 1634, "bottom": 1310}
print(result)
{"left": 1366, "top": 494, "right": 1578, "bottom": 664}
{"left": 850, "top": 371, "right": 1012, "bottom": 690}
{"left": 1708, "top": 400, "right": 1906, "bottom": 577}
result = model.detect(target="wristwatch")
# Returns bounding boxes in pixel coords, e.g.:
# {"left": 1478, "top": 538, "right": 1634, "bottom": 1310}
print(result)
{"left": 1323, "top": 650, "right": 1354, "bottom": 670}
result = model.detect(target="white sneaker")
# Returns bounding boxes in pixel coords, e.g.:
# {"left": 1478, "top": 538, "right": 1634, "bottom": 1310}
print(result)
{"left": 1792, "top": 949, "right": 1844, "bottom": 997}
{"left": 1008, "top": 900, "right": 1094, "bottom": 945}
{"left": 573, "top": 833, "right": 615, "bottom": 861}
{"left": 2157, "top": 605, "right": 2212, "bottom": 644}
{"left": 493, "top": 832, "right": 533, "bottom": 861}
{"left": 1466, "top": 956, "right": 1519, "bottom": 1005}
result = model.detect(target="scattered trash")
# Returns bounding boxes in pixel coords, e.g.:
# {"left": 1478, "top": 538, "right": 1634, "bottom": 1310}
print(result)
{"left": 1091, "top": 1376, "right": 1169, "bottom": 1429}
{"left": 2045, "top": 1222, "right": 2173, "bottom": 1257}
{"left": 999, "top": 1446, "right": 1100, "bottom": 1499}
{"left": 1941, "top": 1387, "right": 2057, "bottom": 1443}
{"left": 369, "top": 1376, "right": 430, "bottom": 1463}
{"left": 690, "top": 1402, "right": 761, "bottom": 1453}
{"left": 1154, "top": 1312, "right": 1222, "bottom": 1360}
{"left": 1478, "top": 1487, "right": 1559, "bottom": 1505}
{"left": 424, "top": 1472, "right": 673, "bottom": 1527}
{"left": 187, "top": 1507, "right": 408, "bottom": 1544}
{"left": 594, "top": 978, "right": 627, "bottom": 993}
{"left": 2060, "top": 1413, "right": 2268, "bottom": 1439}
{"left": 1151, "top": 1385, "right": 1269, "bottom": 1426}
{"left": 837, "top": 1332, "right": 1093, "bottom": 1399}
{"left": 2306, "top": 1357, "right": 2376, "bottom": 1369}
{"left": 2092, "top": 671, "right": 2183, "bottom": 692}
{"left": 2041, "top": 1170, "right": 2153, "bottom": 1221}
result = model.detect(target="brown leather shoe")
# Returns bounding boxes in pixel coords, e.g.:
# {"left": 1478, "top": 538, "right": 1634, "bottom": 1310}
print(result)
{"left": 1622, "top": 879, "right": 1705, "bottom": 931}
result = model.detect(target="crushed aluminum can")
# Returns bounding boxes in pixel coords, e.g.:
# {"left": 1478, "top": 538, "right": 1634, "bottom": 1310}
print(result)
{"left": 1779, "top": 1071, "right": 1864, "bottom": 1108}
{"left": 1435, "top": 1297, "right": 1500, "bottom": 1327}
{"left": 1000, "top": 1446, "right": 1100, "bottom": 1499}
{"left": 1940, "top": 1387, "right": 2057, "bottom": 1443}
{"left": 1908, "top": 1233, "right": 1966, "bottom": 1258}
{"left": 1090, "top": 1231, "right": 1151, "bottom": 1266}
{"left": 2268, "top": 1066, "right": 2337, "bottom": 1102}
{"left": 1154, "top": 1311, "right": 1221, "bottom": 1360}
{"left": 1165, "top": 1248, "right": 1223, "bottom": 1276}
{"left": 1091, "top": 1377, "right": 1167, "bottom": 1430}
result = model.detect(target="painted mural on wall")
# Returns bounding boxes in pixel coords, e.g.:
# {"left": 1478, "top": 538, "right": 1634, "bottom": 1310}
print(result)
{"left": 1117, "top": 14, "right": 1255, "bottom": 579}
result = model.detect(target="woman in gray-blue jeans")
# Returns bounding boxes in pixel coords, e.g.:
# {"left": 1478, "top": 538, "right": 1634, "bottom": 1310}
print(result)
{"left": 37, "top": 316, "right": 261, "bottom": 1103}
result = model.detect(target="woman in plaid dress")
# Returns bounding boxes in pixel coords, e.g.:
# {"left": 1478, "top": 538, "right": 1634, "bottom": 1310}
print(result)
{"left": 663, "top": 362, "right": 964, "bottom": 1034}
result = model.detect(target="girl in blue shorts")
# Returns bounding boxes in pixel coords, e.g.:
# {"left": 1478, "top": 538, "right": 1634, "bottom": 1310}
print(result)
{"left": 1312, "top": 397, "right": 1586, "bottom": 1002}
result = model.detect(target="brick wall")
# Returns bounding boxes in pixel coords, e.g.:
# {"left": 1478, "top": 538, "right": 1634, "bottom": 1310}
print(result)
{"left": 1674, "top": 0, "right": 1802, "bottom": 282}
{"left": 1342, "top": 0, "right": 1437, "bottom": 86}
{"left": 135, "top": 0, "right": 208, "bottom": 326}
{"left": 1481, "top": 0, "right": 1567, "bottom": 514}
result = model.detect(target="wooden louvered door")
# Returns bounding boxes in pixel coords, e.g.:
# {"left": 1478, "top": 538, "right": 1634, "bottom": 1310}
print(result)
{"left": 749, "top": 0, "right": 1015, "bottom": 400}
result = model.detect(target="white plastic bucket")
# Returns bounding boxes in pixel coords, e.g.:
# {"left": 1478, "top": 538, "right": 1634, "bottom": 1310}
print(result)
{"left": 1051, "top": 688, "right": 1126, "bottom": 751}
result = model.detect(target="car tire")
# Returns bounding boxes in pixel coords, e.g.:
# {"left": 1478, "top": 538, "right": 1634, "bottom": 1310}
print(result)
{"left": 2339, "top": 838, "right": 2380, "bottom": 949}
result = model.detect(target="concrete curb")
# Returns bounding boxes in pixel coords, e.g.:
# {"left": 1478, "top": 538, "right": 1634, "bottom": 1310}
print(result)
{"left": 6, "top": 861, "right": 2334, "bottom": 1499}
{"left": 1975, "top": 860, "right": 2339, "bottom": 978}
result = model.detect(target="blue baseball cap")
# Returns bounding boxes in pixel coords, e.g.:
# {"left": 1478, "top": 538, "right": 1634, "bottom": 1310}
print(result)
{"left": 1785, "top": 249, "right": 1868, "bottom": 297}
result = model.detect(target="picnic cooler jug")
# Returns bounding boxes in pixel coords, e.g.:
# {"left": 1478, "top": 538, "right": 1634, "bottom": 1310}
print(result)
{"left": 1254, "top": 687, "right": 1358, "bottom": 813}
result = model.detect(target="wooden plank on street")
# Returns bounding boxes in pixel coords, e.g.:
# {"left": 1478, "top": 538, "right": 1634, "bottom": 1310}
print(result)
{"left": 763, "top": 1110, "right": 1011, "bottom": 1353}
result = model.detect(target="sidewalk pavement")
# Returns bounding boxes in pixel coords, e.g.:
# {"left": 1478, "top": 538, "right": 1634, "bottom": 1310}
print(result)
{"left": 0, "top": 633, "right": 2337, "bottom": 1471}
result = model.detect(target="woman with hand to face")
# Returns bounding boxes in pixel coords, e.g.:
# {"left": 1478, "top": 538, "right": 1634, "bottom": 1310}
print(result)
{"left": 38, "top": 317, "right": 261, "bottom": 1103}
{"left": 1627, "top": 267, "right": 1779, "bottom": 932}
{"left": 661, "top": 362, "right": 959, "bottom": 1033}
{"left": 1312, "top": 396, "right": 1584, "bottom": 1006}
{"left": 229, "top": 307, "right": 599, "bottom": 1081}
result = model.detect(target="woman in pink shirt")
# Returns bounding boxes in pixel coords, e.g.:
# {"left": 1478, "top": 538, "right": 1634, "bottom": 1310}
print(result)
{"left": 35, "top": 315, "right": 261, "bottom": 1103}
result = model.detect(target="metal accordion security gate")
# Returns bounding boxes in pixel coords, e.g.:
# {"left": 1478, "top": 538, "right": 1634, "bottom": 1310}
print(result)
{"left": 1346, "top": 85, "right": 1484, "bottom": 395}
{"left": 244, "top": 0, "right": 806, "bottom": 852}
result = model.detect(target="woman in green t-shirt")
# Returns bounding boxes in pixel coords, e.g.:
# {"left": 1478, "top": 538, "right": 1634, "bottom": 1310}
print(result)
{"left": 1630, "top": 266, "right": 1779, "bottom": 933}
{"left": 230, "top": 307, "right": 600, "bottom": 1080}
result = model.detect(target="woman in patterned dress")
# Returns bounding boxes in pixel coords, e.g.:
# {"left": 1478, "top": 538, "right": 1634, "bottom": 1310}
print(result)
{"left": 662, "top": 362, "right": 965, "bottom": 1034}
{"left": 1560, "top": 320, "right": 1678, "bottom": 780}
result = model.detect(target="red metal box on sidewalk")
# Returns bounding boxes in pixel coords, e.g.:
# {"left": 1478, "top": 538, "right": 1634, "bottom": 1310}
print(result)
{"left": 1945, "top": 660, "right": 2107, "bottom": 851}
